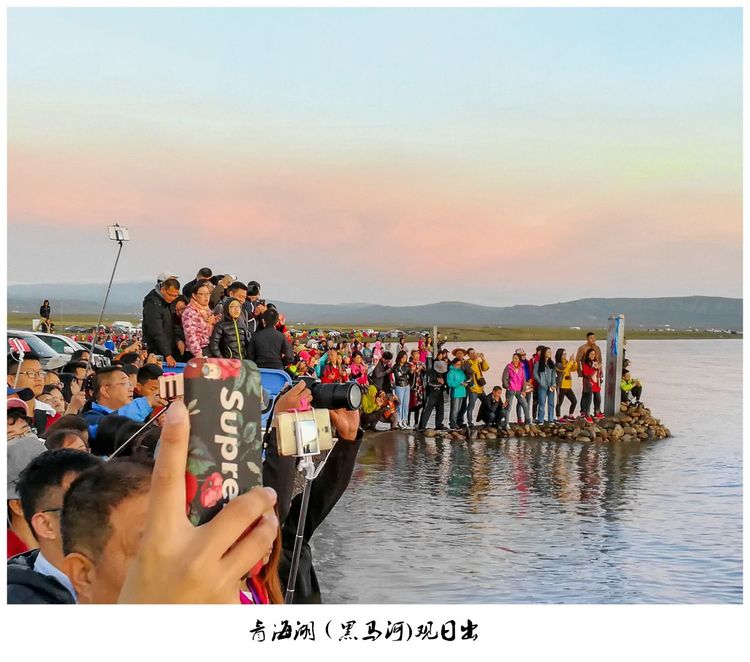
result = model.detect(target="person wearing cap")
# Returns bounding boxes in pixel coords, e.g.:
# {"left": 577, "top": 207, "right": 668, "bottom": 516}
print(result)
{"left": 7, "top": 435, "right": 47, "bottom": 558}
{"left": 142, "top": 277, "right": 181, "bottom": 367}
{"left": 182, "top": 267, "right": 212, "bottom": 300}
{"left": 8, "top": 397, "right": 33, "bottom": 440}
{"left": 417, "top": 357, "right": 449, "bottom": 431}
{"left": 8, "top": 449, "right": 101, "bottom": 603}
{"left": 243, "top": 280, "right": 265, "bottom": 334}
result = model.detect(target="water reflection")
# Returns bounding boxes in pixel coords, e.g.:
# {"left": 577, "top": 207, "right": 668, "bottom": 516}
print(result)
{"left": 314, "top": 341, "right": 742, "bottom": 603}
{"left": 355, "top": 432, "right": 653, "bottom": 516}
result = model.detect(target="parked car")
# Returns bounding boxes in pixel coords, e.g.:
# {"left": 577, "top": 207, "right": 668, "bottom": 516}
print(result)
{"left": 33, "top": 332, "right": 85, "bottom": 357}
{"left": 7, "top": 330, "right": 67, "bottom": 371}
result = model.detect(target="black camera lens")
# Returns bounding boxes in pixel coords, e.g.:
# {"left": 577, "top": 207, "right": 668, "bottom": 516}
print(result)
{"left": 296, "top": 376, "right": 362, "bottom": 411}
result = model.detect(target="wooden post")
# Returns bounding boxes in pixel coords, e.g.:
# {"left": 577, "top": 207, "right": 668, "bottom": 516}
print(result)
{"left": 604, "top": 314, "right": 625, "bottom": 416}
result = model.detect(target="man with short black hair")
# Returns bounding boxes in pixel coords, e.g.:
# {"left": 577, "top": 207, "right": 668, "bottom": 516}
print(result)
{"left": 183, "top": 267, "right": 213, "bottom": 300}
{"left": 142, "top": 277, "right": 181, "bottom": 366}
{"left": 44, "top": 415, "right": 90, "bottom": 448}
{"left": 114, "top": 352, "right": 140, "bottom": 367}
{"left": 247, "top": 308, "right": 294, "bottom": 370}
{"left": 135, "top": 363, "right": 163, "bottom": 399}
{"left": 7, "top": 352, "right": 56, "bottom": 431}
{"left": 8, "top": 435, "right": 48, "bottom": 559}
{"left": 44, "top": 428, "right": 89, "bottom": 452}
{"left": 575, "top": 332, "right": 602, "bottom": 376}
{"left": 61, "top": 458, "right": 153, "bottom": 604}
{"left": 81, "top": 366, "right": 164, "bottom": 439}
{"left": 477, "top": 386, "right": 506, "bottom": 428}
{"left": 213, "top": 281, "right": 249, "bottom": 324}
{"left": 370, "top": 351, "right": 395, "bottom": 394}
{"left": 8, "top": 450, "right": 101, "bottom": 603}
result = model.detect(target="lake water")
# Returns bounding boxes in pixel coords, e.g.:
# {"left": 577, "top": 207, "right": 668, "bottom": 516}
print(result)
{"left": 311, "top": 340, "right": 743, "bottom": 603}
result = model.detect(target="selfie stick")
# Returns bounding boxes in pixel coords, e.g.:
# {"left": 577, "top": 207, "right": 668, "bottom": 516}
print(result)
{"left": 85, "top": 224, "right": 128, "bottom": 375}
{"left": 11, "top": 348, "right": 25, "bottom": 389}
{"left": 284, "top": 411, "right": 337, "bottom": 604}
{"left": 106, "top": 401, "right": 171, "bottom": 461}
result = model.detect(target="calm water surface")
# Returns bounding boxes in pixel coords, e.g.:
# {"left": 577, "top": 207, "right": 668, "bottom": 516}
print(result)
{"left": 312, "top": 340, "right": 742, "bottom": 603}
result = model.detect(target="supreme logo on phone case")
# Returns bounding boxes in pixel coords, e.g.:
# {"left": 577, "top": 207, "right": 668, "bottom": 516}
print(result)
{"left": 183, "top": 358, "right": 264, "bottom": 525}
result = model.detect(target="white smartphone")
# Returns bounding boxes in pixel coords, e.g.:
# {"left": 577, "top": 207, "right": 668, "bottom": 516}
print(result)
{"left": 276, "top": 409, "right": 334, "bottom": 457}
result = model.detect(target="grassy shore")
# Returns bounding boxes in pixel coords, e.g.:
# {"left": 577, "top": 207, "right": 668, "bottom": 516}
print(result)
{"left": 6, "top": 313, "right": 740, "bottom": 340}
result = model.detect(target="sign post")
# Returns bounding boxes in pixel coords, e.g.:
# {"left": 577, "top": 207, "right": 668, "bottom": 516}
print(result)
{"left": 604, "top": 314, "right": 625, "bottom": 416}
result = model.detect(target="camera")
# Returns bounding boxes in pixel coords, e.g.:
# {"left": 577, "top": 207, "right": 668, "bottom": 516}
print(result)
{"left": 293, "top": 375, "right": 362, "bottom": 411}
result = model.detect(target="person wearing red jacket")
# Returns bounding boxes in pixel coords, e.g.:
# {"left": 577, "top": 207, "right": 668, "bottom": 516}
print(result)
{"left": 580, "top": 348, "right": 604, "bottom": 422}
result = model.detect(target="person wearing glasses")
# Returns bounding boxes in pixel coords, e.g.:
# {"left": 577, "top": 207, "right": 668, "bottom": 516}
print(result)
{"left": 6, "top": 351, "right": 57, "bottom": 432}
{"left": 181, "top": 282, "right": 218, "bottom": 358}
{"left": 8, "top": 449, "right": 101, "bottom": 603}
{"left": 81, "top": 366, "right": 166, "bottom": 440}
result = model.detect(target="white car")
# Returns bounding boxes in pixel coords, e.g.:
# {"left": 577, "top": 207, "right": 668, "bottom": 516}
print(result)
{"left": 33, "top": 332, "right": 85, "bottom": 357}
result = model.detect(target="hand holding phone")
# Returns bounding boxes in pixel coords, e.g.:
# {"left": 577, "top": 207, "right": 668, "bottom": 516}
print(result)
{"left": 180, "top": 358, "right": 265, "bottom": 526}
{"left": 116, "top": 401, "right": 279, "bottom": 604}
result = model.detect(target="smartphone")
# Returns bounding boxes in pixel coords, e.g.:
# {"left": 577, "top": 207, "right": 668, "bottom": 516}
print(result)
{"left": 276, "top": 409, "right": 334, "bottom": 457}
{"left": 182, "top": 358, "right": 264, "bottom": 526}
{"left": 158, "top": 372, "right": 184, "bottom": 401}
{"left": 107, "top": 225, "right": 130, "bottom": 242}
{"left": 8, "top": 338, "right": 31, "bottom": 354}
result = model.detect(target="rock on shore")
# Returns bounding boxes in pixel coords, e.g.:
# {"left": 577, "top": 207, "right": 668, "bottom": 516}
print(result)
{"left": 424, "top": 403, "right": 671, "bottom": 443}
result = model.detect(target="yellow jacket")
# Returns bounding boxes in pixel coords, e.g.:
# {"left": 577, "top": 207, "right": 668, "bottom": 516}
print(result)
{"left": 556, "top": 359, "right": 578, "bottom": 389}
{"left": 468, "top": 357, "right": 490, "bottom": 394}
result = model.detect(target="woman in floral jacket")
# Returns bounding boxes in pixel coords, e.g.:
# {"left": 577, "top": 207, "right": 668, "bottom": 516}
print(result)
{"left": 181, "top": 282, "right": 218, "bottom": 358}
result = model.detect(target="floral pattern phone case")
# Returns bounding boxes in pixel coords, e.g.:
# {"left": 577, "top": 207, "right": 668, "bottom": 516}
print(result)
{"left": 182, "top": 358, "right": 263, "bottom": 525}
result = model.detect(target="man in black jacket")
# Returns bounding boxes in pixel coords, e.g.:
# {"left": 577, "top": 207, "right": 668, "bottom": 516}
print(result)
{"left": 261, "top": 382, "right": 362, "bottom": 603}
{"left": 370, "top": 351, "right": 394, "bottom": 394}
{"left": 417, "top": 359, "right": 448, "bottom": 431}
{"left": 8, "top": 449, "right": 101, "bottom": 604}
{"left": 182, "top": 267, "right": 212, "bottom": 300}
{"left": 477, "top": 385, "right": 506, "bottom": 428}
{"left": 247, "top": 308, "right": 293, "bottom": 370}
{"left": 142, "top": 278, "right": 180, "bottom": 366}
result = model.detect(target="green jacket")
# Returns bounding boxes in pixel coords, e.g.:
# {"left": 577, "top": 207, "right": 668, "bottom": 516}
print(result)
{"left": 447, "top": 366, "right": 468, "bottom": 398}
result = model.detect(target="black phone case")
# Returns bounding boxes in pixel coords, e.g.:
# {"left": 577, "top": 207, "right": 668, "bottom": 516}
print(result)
{"left": 183, "top": 358, "right": 263, "bottom": 525}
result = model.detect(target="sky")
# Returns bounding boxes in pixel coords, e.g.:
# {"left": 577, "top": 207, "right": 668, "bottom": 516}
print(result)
{"left": 7, "top": 7, "right": 742, "bottom": 306}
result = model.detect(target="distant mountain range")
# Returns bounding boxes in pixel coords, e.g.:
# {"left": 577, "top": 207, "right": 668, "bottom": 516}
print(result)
{"left": 6, "top": 282, "right": 742, "bottom": 330}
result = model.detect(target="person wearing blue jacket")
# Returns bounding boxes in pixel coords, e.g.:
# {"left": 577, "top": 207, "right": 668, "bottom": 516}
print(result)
{"left": 81, "top": 366, "right": 163, "bottom": 439}
{"left": 447, "top": 358, "right": 469, "bottom": 430}
{"left": 533, "top": 346, "right": 557, "bottom": 424}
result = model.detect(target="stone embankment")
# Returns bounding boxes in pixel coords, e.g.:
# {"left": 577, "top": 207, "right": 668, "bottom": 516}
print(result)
{"left": 423, "top": 403, "right": 671, "bottom": 442}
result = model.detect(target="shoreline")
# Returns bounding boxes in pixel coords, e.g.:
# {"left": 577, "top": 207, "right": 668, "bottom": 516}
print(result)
{"left": 363, "top": 404, "right": 671, "bottom": 444}
{"left": 6, "top": 314, "right": 741, "bottom": 341}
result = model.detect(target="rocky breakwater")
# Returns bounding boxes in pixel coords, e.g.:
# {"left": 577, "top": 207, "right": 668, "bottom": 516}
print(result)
{"left": 423, "top": 403, "right": 672, "bottom": 443}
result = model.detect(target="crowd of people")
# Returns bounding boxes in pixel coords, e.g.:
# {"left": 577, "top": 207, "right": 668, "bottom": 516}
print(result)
{"left": 7, "top": 269, "right": 364, "bottom": 605}
{"left": 7, "top": 268, "right": 644, "bottom": 605}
